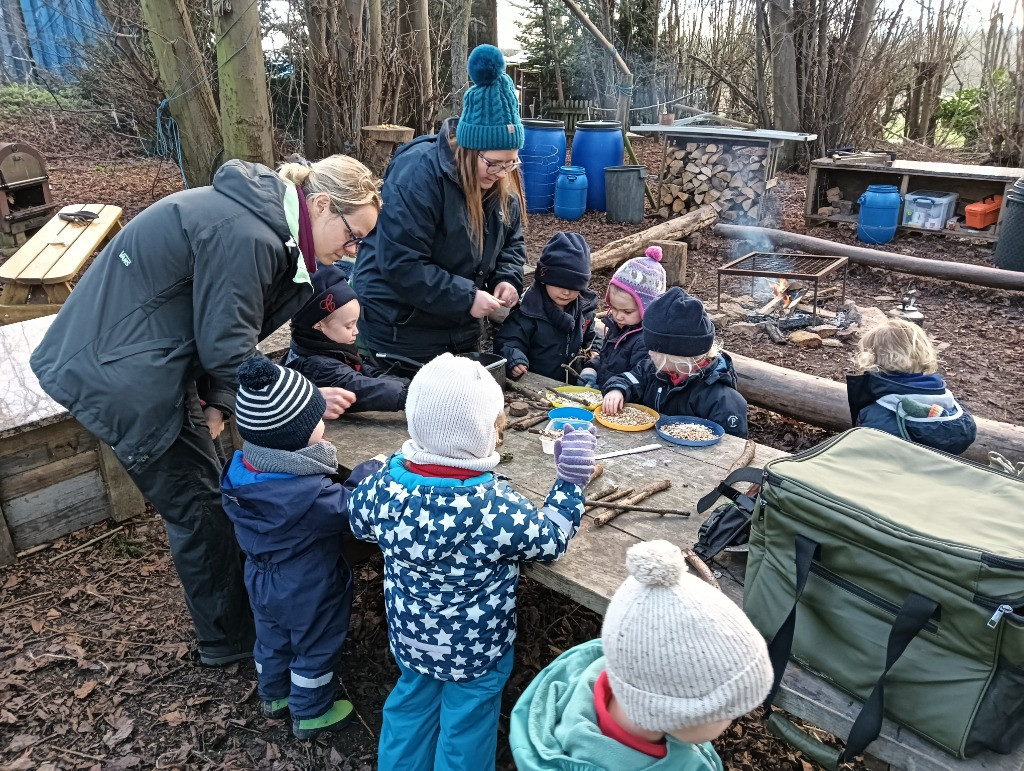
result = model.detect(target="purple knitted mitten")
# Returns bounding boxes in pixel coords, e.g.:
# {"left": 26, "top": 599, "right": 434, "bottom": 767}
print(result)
{"left": 554, "top": 424, "right": 597, "bottom": 486}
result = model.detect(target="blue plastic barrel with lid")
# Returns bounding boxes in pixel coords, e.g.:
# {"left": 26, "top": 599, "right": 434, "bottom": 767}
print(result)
{"left": 554, "top": 166, "right": 588, "bottom": 220}
{"left": 521, "top": 119, "right": 567, "bottom": 214}
{"left": 856, "top": 185, "right": 902, "bottom": 244}
{"left": 570, "top": 121, "right": 624, "bottom": 211}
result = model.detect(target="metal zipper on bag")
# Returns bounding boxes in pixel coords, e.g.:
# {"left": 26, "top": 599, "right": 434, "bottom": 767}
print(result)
{"left": 809, "top": 561, "right": 940, "bottom": 633}
{"left": 987, "top": 605, "right": 1015, "bottom": 629}
{"left": 974, "top": 595, "right": 1024, "bottom": 629}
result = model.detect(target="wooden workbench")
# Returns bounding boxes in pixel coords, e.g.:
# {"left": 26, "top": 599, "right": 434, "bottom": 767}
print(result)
{"left": 324, "top": 371, "right": 1023, "bottom": 771}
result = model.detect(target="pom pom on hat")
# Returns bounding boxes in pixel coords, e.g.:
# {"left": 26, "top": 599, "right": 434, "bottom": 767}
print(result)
{"left": 626, "top": 539, "right": 688, "bottom": 587}
{"left": 238, "top": 356, "right": 280, "bottom": 391}
{"left": 468, "top": 45, "right": 506, "bottom": 86}
{"left": 645, "top": 245, "right": 664, "bottom": 262}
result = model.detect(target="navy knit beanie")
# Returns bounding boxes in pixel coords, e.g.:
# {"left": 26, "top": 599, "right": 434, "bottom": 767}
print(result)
{"left": 456, "top": 45, "right": 524, "bottom": 151}
{"left": 536, "top": 232, "right": 592, "bottom": 291}
{"left": 235, "top": 357, "right": 327, "bottom": 451}
{"left": 643, "top": 287, "right": 716, "bottom": 357}
{"left": 292, "top": 263, "right": 358, "bottom": 335}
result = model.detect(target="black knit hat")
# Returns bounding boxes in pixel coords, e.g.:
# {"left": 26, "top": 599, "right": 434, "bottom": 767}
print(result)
{"left": 642, "top": 287, "right": 716, "bottom": 356}
{"left": 292, "top": 263, "right": 358, "bottom": 335}
{"left": 535, "top": 232, "right": 591, "bottom": 291}
{"left": 235, "top": 357, "right": 327, "bottom": 450}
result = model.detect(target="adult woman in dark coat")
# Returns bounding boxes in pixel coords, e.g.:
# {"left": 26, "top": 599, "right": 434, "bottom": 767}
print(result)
{"left": 352, "top": 45, "right": 528, "bottom": 377}
{"left": 30, "top": 155, "right": 381, "bottom": 665}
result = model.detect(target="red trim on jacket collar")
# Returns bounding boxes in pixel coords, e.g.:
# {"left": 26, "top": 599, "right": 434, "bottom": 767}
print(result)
{"left": 404, "top": 461, "right": 479, "bottom": 481}
{"left": 594, "top": 670, "right": 668, "bottom": 758}
{"left": 242, "top": 457, "right": 262, "bottom": 473}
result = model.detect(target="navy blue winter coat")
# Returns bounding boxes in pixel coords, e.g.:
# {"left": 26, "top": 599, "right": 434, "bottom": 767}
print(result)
{"left": 585, "top": 317, "right": 647, "bottom": 387}
{"left": 846, "top": 371, "right": 977, "bottom": 455}
{"left": 351, "top": 118, "right": 527, "bottom": 359}
{"left": 283, "top": 345, "right": 407, "bottom": 413}
{"left": 495, "top": 286, "right": 597, "bottom": 383}
{"left": 604, "top": 353, "right": 749, "bottom": 437}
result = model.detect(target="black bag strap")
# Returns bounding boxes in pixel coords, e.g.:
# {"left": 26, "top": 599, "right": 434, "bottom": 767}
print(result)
{"left": 763, "top": 534, "right": 940, "bottom": 765}
{"left": 696, "top": 466, "right": 763, "bottom": 514}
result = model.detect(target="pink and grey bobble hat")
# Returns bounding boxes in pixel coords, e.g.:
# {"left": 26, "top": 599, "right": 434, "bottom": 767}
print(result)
{"left": 607, "top": 245, "right": 667, "bottom": 318}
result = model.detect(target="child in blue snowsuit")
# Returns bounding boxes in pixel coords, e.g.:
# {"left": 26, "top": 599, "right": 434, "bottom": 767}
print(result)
{"left": 285, "top": 262, "right": 408, "bottom": 412}
{"left": 220, "top": 357, "right": 381, "bottom": 739}
{"left": 496, "top": 231, "right": 597, "bottom": 383}
{"left": 846, "top": 317, "right": 976, "bottom": 454}
{"left": 603, "top": 287, "right": 749, "bottom": 438}
{"left": 579, "top": 245, "right": 667, "bottom": 388}
{"left": 349, "top": 352, "right": 597, "bottom": 771}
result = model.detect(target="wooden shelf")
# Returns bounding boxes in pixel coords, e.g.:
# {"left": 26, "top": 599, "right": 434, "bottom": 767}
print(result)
{"left": 805, "top": 214, "right": 997, "bottom": 242}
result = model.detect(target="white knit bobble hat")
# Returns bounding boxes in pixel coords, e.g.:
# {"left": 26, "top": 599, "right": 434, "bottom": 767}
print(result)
{"left": 601, "top": 540, "right": 773, "bottom": 732}
{"left": 402, "top": 353, "right": 505, "bottom": 472}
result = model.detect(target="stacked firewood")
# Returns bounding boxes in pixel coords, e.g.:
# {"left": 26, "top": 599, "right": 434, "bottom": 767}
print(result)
{"left": 659, "top": 142, "right": 769, "bottom": 223}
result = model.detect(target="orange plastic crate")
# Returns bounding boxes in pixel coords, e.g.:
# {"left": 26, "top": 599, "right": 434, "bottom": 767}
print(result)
{"left": 964, "top": 195, "right": 1002, "bottom": 229}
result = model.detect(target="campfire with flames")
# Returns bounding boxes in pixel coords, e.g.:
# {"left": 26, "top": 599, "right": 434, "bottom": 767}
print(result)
{"left": 758, "top": 278, "right": 808, "bottom": 317}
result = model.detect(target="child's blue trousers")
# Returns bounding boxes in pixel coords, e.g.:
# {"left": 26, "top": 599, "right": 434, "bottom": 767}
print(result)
{"left": 377, "top": 649, "right": 514, "bottom": 771}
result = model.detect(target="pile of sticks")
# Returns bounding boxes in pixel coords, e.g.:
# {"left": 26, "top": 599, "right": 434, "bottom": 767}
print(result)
{"left": 587, "top": 479, "right": 678, "bottom": 526}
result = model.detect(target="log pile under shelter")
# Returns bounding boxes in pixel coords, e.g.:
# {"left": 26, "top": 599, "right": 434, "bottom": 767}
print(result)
{"left": 659, "top": 140, "right": 773, "bottom": 223}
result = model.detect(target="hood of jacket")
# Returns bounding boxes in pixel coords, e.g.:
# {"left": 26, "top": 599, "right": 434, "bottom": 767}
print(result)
{"left": 846, "top": 371, "right": 947, "bottom": 424}
{"left": 509, "top": 639, "right": 721, "bottom": 771}
{"left": 214, "top": 160, "right": 295, "bottom": 244}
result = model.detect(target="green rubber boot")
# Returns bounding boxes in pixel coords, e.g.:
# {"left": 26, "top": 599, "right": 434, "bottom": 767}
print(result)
{"left": 261, "top": 697, "right": 289, "bottom": 719}
{"left": 292, "top": 700, "right": 354, "bottom": 740}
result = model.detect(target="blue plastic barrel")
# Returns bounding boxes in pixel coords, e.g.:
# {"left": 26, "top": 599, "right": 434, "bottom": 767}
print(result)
{"left": 521, "top": 119, "right": 567, "bottom": 214}
{"left": 856, "top": 185, "right": 902, "bottom": 244}
{"left": 570, "top": 120, "right": 623, "bottom": 211}
{"left": 554, "top": 165, "right": 588, "bottom": 220}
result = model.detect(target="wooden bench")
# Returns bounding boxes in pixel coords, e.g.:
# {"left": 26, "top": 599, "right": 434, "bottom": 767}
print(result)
{"left": 0, "top": 203, "right": 123, "bottom": 324}
{"left": 323, "top": 370, "right": 1023, "bottom": 771}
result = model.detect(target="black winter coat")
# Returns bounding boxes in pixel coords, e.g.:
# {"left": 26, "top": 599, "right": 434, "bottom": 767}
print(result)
{"left": 283, "top": 344, "right": 407, "bottom": 413}
{"left": 585, "top": 317, "right": 647, "bottom": 387}
{"left": 30, "top": 161, "right": 311, "bottom": 473}
{"left": 351, "top": 118, "right": 527, "bottom": 359}
{"left": 604, "top": 353, "right": 749, "bottom": 437}
{"left": 495, "top": 285, "right": 597, "bottom": 383}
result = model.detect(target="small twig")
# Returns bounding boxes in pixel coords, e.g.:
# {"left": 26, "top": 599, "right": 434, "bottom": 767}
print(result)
{"left": 585, "top": 464, "right": 604, "bottom": 487}
{"left": 594, "top": 480, "right": 673, "bottom": 527}
{"left": 0, "top": 590, "right": 56, "bottom": 612}
{"left": 585, "top": 488, "right": 635, "bottom": 520}
{"left": 68, "top": 634, "right": 181, "bottom": 650}
{"left": 48, "top": 526, "right": 125, "bottom": 563}
{"left": 585, "top": 500, "right": 687, "bottom": 517}
{"left": 506, "top": 380, "right": 594, "bottom": 408}
{"left": 15, "top": 543, "right": 51, "bottom": 558}
{"left": 588, "top": 482, "right": 619, "bottom": 501}
{"left": 509, "top": 413, "right": 548, "bottom": 431}
{"left": 338, "top": 676, "right": 376, "bottom": 741}
{"left": 728, "top": 439, "right": 756, "bottom": 474}
{"left": 685, "top": 549, "right": 721, "bottom": 589}
{"left": 55, "top": 747, "right": 107, "bottom": 763}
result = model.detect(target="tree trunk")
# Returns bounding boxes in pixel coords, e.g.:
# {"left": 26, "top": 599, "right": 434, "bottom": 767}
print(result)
{"left": 408, "top": 0, "right": 434, "bottom": 133}
{"left": 450, "top": 0, "right": 472, "bottom": 114}
{"left": 730, "top": 352, "right": 1024, "bottom": 465}
{"left": 139, "top": 0, "right": 222, "bottom": 187}
{"left": 468, "top": 0, "right": 497, "bottom": 48}
{"left": 542, "top": 0, "right": 565, "bottom": 103}
{"left": 212, "top": 0, "right": 274, "bottom": 166}
{"left": 0, "top": 0, "right": 33, "bottom": 82}
{"left": 766, "top": 0, "right": 800, "bottom": 167}
{"left": 368, "top": 0, "right": 383, "bottom": 125}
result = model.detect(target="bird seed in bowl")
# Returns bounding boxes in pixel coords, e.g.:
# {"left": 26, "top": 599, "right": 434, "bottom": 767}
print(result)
{"left": 661, "top": 422, "right": 718, "bottom": 442}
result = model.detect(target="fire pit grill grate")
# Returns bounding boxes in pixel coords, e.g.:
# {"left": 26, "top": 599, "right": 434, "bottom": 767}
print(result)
{"left": 717, "top": 251, "right": 848, "bottom": 318}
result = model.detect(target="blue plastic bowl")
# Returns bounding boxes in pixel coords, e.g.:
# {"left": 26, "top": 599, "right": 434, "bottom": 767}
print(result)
{"left": 548, "top": 406, "right": 595, "bottom": 423}
{"left": 549, "top": 417, "right": 594, "bottom": 432}
{"left": 655, "top": 416, "right": 724, "bottom": 447}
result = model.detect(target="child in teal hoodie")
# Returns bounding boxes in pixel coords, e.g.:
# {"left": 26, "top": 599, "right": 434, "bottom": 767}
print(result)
{"left": 509, "top": 540, "right": 773, "bottom": 770}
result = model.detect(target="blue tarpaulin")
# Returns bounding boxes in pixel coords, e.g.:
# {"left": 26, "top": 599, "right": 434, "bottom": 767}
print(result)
{"left": 1, "top": 0, "right": 107, "bottom": 80}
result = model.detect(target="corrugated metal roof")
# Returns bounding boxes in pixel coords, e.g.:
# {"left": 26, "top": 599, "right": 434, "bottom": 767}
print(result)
{"left": 1, "top": 0, "right": 107, "bottom": 80}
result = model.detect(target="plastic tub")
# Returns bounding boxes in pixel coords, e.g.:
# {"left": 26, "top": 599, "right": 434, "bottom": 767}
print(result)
{"left": 902, "top": 190, "right": 959, "bottom": 231}
{"left": 554, "top": 165, "right": 588, "bottom": 220}
{"left": 856, "top": 185, "right": 902, "bottom": 244}
{"left": 521, "top": 119, "right": 567, "bottom": 214}
{"left": 547, "top": 406, "right": 595, "bottom": 425}
{"left": 604, "top": 165, "right": 647, "bottom": 224}
{"left": 571, "top": 121, "right": 624, "bottom": 211}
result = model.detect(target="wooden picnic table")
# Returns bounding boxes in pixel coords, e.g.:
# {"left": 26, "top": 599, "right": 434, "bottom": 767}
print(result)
{"left": 324, "top": 371, "right": 1022, "bottom": 771}
{"left": 0, "top": 203, "right": 123, "bottom": 324}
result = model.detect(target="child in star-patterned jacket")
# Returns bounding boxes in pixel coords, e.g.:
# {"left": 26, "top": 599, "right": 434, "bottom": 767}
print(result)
{"left": 349, "top": 352, "right": 597, "bottom": 771}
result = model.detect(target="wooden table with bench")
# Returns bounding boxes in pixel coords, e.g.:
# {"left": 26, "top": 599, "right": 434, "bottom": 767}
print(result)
{"left": 0, "top": 203, "right": 123, "bottom": 324}
{"left": 324, "top": 371, "right": 1023, "bottom": 771}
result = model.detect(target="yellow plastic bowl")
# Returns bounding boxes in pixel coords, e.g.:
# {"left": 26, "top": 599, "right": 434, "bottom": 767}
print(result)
{"left": 545, "top": 385, "right": 603, "bottom": 411}
{"left": 594, "top": 403, "right": 660, "bottom": 432}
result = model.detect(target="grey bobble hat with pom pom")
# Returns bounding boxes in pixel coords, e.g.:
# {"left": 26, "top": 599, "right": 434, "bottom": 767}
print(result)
{"left": 601, "top": 540, "right": 773, "bottom": 733}
{"left": 456, "top": 45, "right": 524, "bottom": 151}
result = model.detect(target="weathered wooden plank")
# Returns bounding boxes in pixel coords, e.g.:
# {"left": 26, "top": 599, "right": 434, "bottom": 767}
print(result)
{"left": 4, "top": 470, "right": 108, "bottom": 550}
{"left": 97, "top": 442, "right": 145, "bottom": 522}
{"left": 0, "top": 205, "right": 83, "bottom": 281}
{"left": 0, "top": 420, "right": 97, "bottom": 475}
{"left": 0, "top": 449, "right": 99, "bottom": 500}
{"left": 0, "top": 499, "right": 16, "bottom": 565}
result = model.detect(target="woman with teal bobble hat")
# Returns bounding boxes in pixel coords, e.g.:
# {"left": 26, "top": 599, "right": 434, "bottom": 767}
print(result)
{"left": 352, "top": 45, "right": 528, "bottom": 377}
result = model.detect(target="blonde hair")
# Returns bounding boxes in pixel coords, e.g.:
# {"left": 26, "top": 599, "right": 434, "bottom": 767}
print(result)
{"left": 495, "top": 410, "right": 507, "bottom": 448}
{"left": 278, "top": 155, "right": 381, "bottom": 214}
{"left": 855, "top": 318, "right": 938, "bottom": 374}
{"left": 450, "top": 138, "right": 527, "bottom": 251}
{"left": 649, "top": 343, "right": 720, "bottom": 373}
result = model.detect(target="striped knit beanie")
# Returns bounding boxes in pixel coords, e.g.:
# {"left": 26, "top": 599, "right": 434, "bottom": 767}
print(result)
{"left": 602, "top": 540, "right": 772, "bottom": 732}
{"left": 235, "top": 357, "right": 326, "bottom": 451}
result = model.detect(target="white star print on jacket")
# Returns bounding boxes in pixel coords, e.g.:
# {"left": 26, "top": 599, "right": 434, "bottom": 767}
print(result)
{"left": 350, "top": 454, "right": 585, "bottom": 682}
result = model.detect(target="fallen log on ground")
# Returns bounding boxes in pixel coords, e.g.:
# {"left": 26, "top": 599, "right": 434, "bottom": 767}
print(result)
{"left": 591, "top": 205, "right": 717, "bottom": 272}
{"left": 715, "top": 224, "right": 1024, "bottom": 292}
{"left": 730, "top": 352, "right": 1024, "bottom": 465}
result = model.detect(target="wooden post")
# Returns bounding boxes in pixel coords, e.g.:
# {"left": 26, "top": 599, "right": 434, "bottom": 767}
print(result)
{"left": 97, "top": 443, "right": 145, "bottom": 523}
{"left": 650, "top": 239, "right": 687, "bottom": 286}
{"left": 0, "top": 500, "right": 16, "bottom": 565}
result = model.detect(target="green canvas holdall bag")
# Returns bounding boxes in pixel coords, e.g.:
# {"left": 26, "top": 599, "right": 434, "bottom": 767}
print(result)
{"left": 742, "top": 427, "right": 1024, "bottom": 767}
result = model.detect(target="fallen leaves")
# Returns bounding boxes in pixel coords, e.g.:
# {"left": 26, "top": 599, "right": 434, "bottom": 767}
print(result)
{"left": 73, "top": 679, "right": 98, "bottom": 700}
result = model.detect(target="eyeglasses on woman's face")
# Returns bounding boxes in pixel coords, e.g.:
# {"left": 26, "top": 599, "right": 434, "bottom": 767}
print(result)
{"left": 479, "top": 155, "right": 523, "bottom": 176}
{"left": 336, "top": 208, "right": 365, "bottom": 250}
